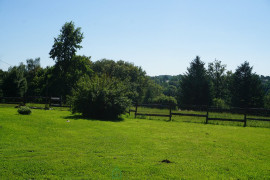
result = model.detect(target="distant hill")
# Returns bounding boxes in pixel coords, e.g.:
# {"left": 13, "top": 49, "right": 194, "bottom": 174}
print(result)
{"left": 150, "top": 75, "right": 182, "bottom": 87}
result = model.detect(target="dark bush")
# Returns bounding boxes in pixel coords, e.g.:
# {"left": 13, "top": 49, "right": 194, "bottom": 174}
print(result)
{"left": 265, "top": 94, "right": 270, "bottom": 109}
{"left": 44, "top": 104, "right": 50, "bottom": 110}
{"left": 70, "top": 75, "right": 131, "bottom": 119}
{"left": 18, "top": 106, "right": 31, "bottom": 115}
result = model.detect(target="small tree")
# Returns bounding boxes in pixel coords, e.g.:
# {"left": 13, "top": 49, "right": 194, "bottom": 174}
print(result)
{"left": 71, "top": 75, "right": 131, "bottom": 119}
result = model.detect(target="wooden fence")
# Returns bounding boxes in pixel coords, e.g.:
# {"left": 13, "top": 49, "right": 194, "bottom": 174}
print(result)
{"left": 129, "top": 104, "right": 270, "bottom": 127}
{"left": 0, "top": 96, "right": 70, "bottom": 108}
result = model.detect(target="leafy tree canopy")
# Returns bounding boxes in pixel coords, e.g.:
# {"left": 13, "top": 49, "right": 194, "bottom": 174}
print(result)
{"left": 26, "top": 58, "right": 41, "bottom": 72}
{"left": 49, "top": 21, "right": 83, "bottom": 71}
{"left": 2, "top": 64, "right": 27, "bottom": 97}
{"left": 92, "top": 59, "right": 148, "bottom": 102}
{"left": 49, "top": 55, "right": 93, "bottom": 97}
{"left": 208, "top": 59, "right": 227, "bottom": 99}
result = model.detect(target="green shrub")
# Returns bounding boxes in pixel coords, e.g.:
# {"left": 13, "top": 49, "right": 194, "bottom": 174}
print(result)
{"left": 18, "top": 106, "right": 31, "bottom": 115}
{"left": 71, "top": 75, "right": 131, "bottom": 119}
{"left": 152, "top": 95, "right": 178, "bottom": 109}
{"left": 212, "top": 98, "right": 228, "bottom": 109}
{"left": 44, "top": 104, "right": 50, "bottom": 110}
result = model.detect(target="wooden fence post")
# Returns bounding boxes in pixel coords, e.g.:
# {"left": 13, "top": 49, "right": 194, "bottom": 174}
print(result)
{"left": 244, "top": 110, "right": 247, "bottom": 127}
{"left": 206, "top": 108, "right": 209, "bottom": 124}
{"left": 60, "top": 96, "right": 62, "bottom": 107}
{"left": 23, "top": 96, "right": 26, "bottom": 105}
{"left": 169, "top": 104, "right": 172, "bottom": 121}
{"left": 135, "top": 102, "right": 138, "bottom": 118}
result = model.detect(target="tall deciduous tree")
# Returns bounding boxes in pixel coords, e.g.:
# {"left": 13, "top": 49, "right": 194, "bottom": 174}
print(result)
{"left": 230, "top": 61, "right": 264, "bottom": 108}
{"left": 49, "top": 22, "right": 85, "bottom": 98}
{"left": 49, "top": 21, "right": 83, "bottom": 71}
{"left": 208, "top": 59, "right": 227, "bottom": 99}
{"left": 25, "top": 58, "right": 42, "bottom": 96}
{"left": 178, "top": 56, "right": 212, "bottom": 106}
{"left": 49, "top": 55, "right": 93, "bottom": 98}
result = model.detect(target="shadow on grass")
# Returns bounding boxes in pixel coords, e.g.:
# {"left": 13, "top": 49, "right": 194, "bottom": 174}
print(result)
{"left": 182, "top": 120, "right": 205, "bottom": 124}
{"left": 63, "top": 114, "right": 124, "bottom": 122}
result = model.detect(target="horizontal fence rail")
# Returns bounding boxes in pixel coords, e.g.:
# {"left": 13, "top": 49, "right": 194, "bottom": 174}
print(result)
{"left": 171, "top": 112, "right": 207, "bottom": 117}
{"left": 246, "top": 117, "right": 270, "bottom": 122}
{"left": 136, "top": 113, "right": 171, "bottom": 117}
{"left": 207, "top": 118, "right": 245, "bottom": 122}
{"left": 0, "top": 96, "right": 70, "bottom": 108}
{"left": 129, "top": 104, "right": 270, "bottom": 127}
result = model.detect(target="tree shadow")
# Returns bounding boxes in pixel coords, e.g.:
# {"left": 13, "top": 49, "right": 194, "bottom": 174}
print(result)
{"left": 63, "top": 114, "right": 124, "bottom": 122}
{"left": 182, "top": 120, "right": 205, "bottom": 124}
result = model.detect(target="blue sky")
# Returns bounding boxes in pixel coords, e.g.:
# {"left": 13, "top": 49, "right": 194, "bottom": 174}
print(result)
{"left": 0, "top": 0, "right": 269, "bottom": 76}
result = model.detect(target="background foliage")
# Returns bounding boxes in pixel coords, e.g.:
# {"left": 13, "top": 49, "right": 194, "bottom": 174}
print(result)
{"left": 0, "top": 21, "right": 269, "bottom": 117}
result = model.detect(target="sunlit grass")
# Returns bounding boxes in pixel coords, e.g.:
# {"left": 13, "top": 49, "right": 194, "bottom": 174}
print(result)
{"left": 0, "top": 105, "right": 270, "bottom": 179}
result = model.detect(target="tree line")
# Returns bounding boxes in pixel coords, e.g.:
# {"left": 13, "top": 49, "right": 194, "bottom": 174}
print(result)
{"left": 0, "top": 21, "right": 269, "bottom": 117}
{"left": 152, "top": 57, "right": 270, "bottom": 109}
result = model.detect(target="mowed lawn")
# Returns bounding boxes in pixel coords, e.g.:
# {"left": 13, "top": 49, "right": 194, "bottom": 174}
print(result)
{"left": 0, "top": 105, "right": 270, "bottom": 179}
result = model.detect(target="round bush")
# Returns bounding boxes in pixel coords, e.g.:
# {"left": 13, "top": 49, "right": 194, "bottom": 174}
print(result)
{"left": 212, "top": 98, "right": 228, "bottom": 109}
{"left": 152, "top": 95, "right": 178, "bottom": 109}
{"left": 71, "top": 75, "right": 131, "bottom": 119}
{"left": 18, "top": 106, "right": 32, "bottom": 115}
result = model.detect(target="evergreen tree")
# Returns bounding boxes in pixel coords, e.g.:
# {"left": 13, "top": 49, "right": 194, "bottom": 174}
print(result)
{"left": 230, "top": 61, "right": 264, "bottom": 108}
{"left": 178, "top": 56, "right": 212, "bottom": 106}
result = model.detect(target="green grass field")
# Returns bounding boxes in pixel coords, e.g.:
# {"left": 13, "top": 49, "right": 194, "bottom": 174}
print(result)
{"left": 0, "top": 104, "right": 270, "bottom": 179}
